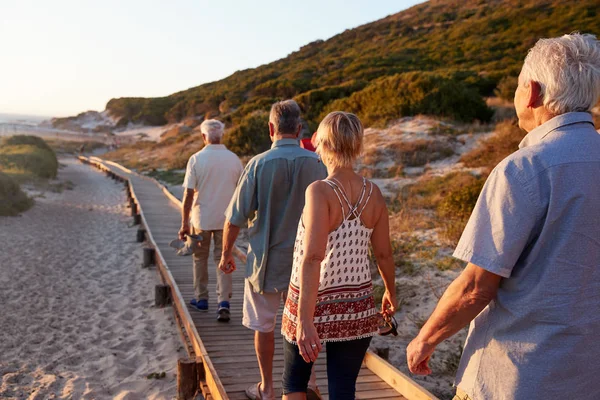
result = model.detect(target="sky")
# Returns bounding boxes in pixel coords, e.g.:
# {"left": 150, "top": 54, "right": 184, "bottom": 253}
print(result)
{"left": 0, "top": 0, "right": 424, "bottom": 118}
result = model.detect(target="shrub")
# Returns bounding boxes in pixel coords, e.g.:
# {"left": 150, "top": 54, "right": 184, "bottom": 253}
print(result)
{"left": 0, "top": 136, "right": 58, "bottom": 181}
{"left": 224, "top": 111, "right": 271, "bottom": 156}
{"left": 437, "top": 178, "right": 486, "bottom": 244}
{"left": 322, "top": 72, "right": 493, "bottom": 126}
{"left": 460, "top": 119, "right": 525, "bottom": 172}
{"left": 494, "top": 76, "right": 518, "bottom": 102}
{"left": 2, "top": 135, "right": 54, "bottom": 153}
{"left": 0, "top": 171, "right": 33, "bottom": 216}
{"left": 396, "top": 171, "right": 483, "bottom": 211}
{"left": 438, "top": 179, "right": 485, "bottom": 221}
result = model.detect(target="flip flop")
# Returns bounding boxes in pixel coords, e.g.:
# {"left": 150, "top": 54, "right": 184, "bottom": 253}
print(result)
{"left": 245, "top": 382, "right": 270, "bottom": 400}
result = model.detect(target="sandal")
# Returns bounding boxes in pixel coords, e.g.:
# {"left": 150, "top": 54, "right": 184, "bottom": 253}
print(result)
{"left": 307, "top": 385, "right": 322, "bottom": 400}
{"left": 245, "top": 382, "right": 275, "bottom": 400}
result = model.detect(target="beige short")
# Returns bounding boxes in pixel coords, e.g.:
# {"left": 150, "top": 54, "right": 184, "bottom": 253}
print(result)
{"left": 242, "top": 280, "right": 287, "bottom": 333}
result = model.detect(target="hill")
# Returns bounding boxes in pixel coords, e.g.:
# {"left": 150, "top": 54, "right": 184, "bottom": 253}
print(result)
{"left": 99, "top": 0, "right": 598, "bottom": 155}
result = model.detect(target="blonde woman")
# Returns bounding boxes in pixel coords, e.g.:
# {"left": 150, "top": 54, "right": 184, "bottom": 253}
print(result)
{"left": 281, "top": 112, "right": 397, "bottom": 399}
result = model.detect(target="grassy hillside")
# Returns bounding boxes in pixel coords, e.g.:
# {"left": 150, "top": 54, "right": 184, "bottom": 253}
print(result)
{"left": 103, "top": 0, "right": 598, "bottom": 155}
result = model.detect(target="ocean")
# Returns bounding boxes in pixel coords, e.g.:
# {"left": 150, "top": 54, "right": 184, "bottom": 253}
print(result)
{"left": 0, "top": 113, "right": 50, "bottom": 126}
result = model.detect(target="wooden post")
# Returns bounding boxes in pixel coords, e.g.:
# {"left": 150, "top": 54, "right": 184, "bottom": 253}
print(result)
{"left": 133, "top": 214, "right": 141, "bottom": 225}
{"left": 136, "top": 228, "right": 146, "bottom": 242}
{"left": 177, "top": 358, "right": 198, "bottom": 400}
{"left": 130, "top": 202, "right": 138, "bottom": 216}
{"left": 155, "top": 284, "right": 171, "bottom": 307}
{"left": 196, "top": 358, "right": 205, "bottom": 382}
{"left": 143, "top": 247, "right": 155, "bottom": 267}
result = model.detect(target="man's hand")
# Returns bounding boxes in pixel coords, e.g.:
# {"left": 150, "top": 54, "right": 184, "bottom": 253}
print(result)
{"left": 178, "top": 223, "right": 190, "bottom": 241}
{"left": 406, "top": 337, "right": 435, "bottom": 375}
{"left": 219, "top": 251, "right": 236, "bottom": 274}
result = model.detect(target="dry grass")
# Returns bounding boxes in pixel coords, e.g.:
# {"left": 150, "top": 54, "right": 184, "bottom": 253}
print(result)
{"left": 460, "top": 119, "right": 525, "bottom": 172}
{"left": 393, "top": 171, "right": 482, "bottom": 211}
{"left": 45, "top": 139, "right": 106, "bottom": 155}
{"left": 362, "top": 139, "right": 454, "bottom": 169}
{"left": 104, "top": 134, "right": 205, "bottom": 171}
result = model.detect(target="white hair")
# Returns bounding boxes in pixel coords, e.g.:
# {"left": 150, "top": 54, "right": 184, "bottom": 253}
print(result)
{"left": 521, "top": 33, "right": 600, "bottom": 115}
{"left": 200, "top": 119, "right": 225, "bottom": 143}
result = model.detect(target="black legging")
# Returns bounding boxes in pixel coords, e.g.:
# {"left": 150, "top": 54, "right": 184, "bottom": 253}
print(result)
{"left": 282, "top": 336, "right": 372, "bottom": 399}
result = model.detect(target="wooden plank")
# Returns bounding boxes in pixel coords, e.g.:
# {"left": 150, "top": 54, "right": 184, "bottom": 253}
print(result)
{"left": 363, "top": 351, "right": 438, "bottom": 400}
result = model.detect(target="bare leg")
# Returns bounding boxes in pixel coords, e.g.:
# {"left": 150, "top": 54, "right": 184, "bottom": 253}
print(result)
{"left": 283, "top": 393, "right": 307, "bottom": 400}
{"left": 309, "top": 366, "right": 317, "bottom": 388}
{"left": 255, "top": 330, "right": 275, "bottom": 399}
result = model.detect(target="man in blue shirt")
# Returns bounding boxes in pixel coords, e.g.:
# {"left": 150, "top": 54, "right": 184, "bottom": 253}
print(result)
{"left": 407, "top": 33, "right": 600, "bottom": 399}
{"left": 220, "top": 100, "right": 327, "bottom": 399}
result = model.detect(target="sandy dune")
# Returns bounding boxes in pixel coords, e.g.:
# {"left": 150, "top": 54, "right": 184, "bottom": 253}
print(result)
{"left": 0, "top": 158, "right": 180, "bottom": 399}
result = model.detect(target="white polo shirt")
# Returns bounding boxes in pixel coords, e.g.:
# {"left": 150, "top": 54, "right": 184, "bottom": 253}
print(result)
{"left": 182, "top": 144, "right": 243, "bottom": 231}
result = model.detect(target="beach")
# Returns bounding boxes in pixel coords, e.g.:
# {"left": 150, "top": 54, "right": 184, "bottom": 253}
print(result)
{"left": 0, "top": 158, "right": 180, "bottom": 399}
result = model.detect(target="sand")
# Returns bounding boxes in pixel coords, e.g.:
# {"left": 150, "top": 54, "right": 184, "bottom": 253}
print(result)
{"left": 0, "top": 158, "right": 180, "bottom": 399}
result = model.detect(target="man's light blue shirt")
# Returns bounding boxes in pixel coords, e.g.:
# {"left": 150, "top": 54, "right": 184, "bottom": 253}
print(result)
{"left": 225, "top": 138, "right": 327, "bottom": 294}
{"left": 454, "top": 112, "right": 600, "bottom": 399}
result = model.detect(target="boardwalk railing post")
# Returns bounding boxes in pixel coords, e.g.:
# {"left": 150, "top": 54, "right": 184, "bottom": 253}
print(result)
{"left": 177, "top": 358, "right": 199, "bottom": 400}
{"left": 136, "top": 228, "right": 146, "bottom": 243}
{"left": 143, "top": 247, "right": 155, "bottom": 268}
{"left": 130, "top": 201, "right": 138, "bottom": 216}
{"left": 155, "top": 284, "right": 171, "bottom": 307}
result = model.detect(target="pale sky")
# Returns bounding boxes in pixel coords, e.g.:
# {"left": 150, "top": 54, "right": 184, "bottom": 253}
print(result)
{"left": 0, "top": 0, "right": 423, "bottom": 117}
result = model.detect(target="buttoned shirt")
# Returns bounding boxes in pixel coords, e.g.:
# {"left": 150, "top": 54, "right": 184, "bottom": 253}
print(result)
{"left": 225, "top": 138, "right": 327, "bottom": 293}
{"left": 183, "top": 144, "right": 243, "bottom": 231}
{"left": 453, "top": 112, "right": 600, "bottom": 399}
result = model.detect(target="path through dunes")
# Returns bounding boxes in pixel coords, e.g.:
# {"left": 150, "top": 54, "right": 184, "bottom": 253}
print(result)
{"left": 0, "top": 158, "right": 179, "bottom": 400}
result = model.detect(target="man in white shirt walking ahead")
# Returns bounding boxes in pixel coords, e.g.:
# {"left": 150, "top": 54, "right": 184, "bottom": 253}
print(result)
{"left": 179, "top": 119, "right": 243, "bottom": 322}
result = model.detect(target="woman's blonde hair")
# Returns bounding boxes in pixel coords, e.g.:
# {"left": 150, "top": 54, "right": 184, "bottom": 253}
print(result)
{"left": 315, "top": 111, "right": 364, "bottom": 168}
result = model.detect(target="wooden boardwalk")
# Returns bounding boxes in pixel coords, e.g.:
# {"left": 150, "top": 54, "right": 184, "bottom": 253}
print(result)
{"left": 80, "top": 156, "right": 438, "bottom": 400}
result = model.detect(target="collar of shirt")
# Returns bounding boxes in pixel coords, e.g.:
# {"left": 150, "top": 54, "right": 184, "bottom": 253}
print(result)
{"left": 271, "top": 138, "right": 300, "bottom": 149}
{"left": 202, "top": 144, "right": 227, "bottom": 151}
{"left": 518, "top": 112, "right": 595, "bottom": 149}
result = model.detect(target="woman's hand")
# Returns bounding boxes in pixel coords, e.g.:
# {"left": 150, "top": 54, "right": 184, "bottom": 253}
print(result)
{"left": 381, "top": 289, "right": 397, "bottom": 316}
{"left": 296, "top": 320, "right": 322, "bottom": 363}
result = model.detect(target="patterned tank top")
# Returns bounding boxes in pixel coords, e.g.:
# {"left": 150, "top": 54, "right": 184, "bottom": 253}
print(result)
{"left": 282, "top": 177, "right": 380, "bottom": 343}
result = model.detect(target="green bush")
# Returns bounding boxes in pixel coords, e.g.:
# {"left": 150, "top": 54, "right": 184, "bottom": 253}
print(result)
{"left": 494, "top": 76, "right": 518, "bottom": 102}
{"left": 322, "top": 72, "right": 493, "bottom": 126}
{"left": 0, "top": 171, "right": 33, "bottom": 216}
{"left": 3, "top": 135, "right": 54, "bottom": 153}
{"left": 0, "top": 144, "right": 59, "bottom": 180}
{"left": 224, "top": 111, "right": 271, "bottom": 156}
{"left": 438, "top": 179, "right": 485, "bottom": 221}
{"left": 437, "top": 178, "right": 486, "bottom": 244}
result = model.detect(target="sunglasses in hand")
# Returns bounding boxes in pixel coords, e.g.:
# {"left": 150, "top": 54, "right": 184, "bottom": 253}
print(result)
{"left": 378, "top": 312, "right": 398, "bottom": 336}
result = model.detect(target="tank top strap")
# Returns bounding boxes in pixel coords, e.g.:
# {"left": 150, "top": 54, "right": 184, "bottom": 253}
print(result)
{"left": 356, "top": 179, "right": 374, "bottom": 218}
{"left": 323, "top": 180, "right": 347, "bottom": 220}
{"left": 329, "top": 177, "right": 368, "bottom": 219}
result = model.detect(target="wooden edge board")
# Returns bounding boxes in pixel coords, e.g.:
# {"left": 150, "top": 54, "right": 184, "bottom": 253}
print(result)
{"left": 363, "top": 351, "right": 439, "bottom": 400}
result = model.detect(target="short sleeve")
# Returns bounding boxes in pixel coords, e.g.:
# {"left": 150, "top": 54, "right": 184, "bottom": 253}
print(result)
{"left": 225, "top": 162, "right": 257, "bottom": 228}
{"left": 182, "top": 157, "right": 196, "bottom": 190}
{"left": 453, "top": 166, "right": 541, "bottom": 278}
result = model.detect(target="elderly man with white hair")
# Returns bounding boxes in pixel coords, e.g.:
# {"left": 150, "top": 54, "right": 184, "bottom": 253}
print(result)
{"left": 179, "top": 119, "right": 243, "bottom": 321}
{"left": 407, "top": 33, "right": 600, "bottom": 399}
